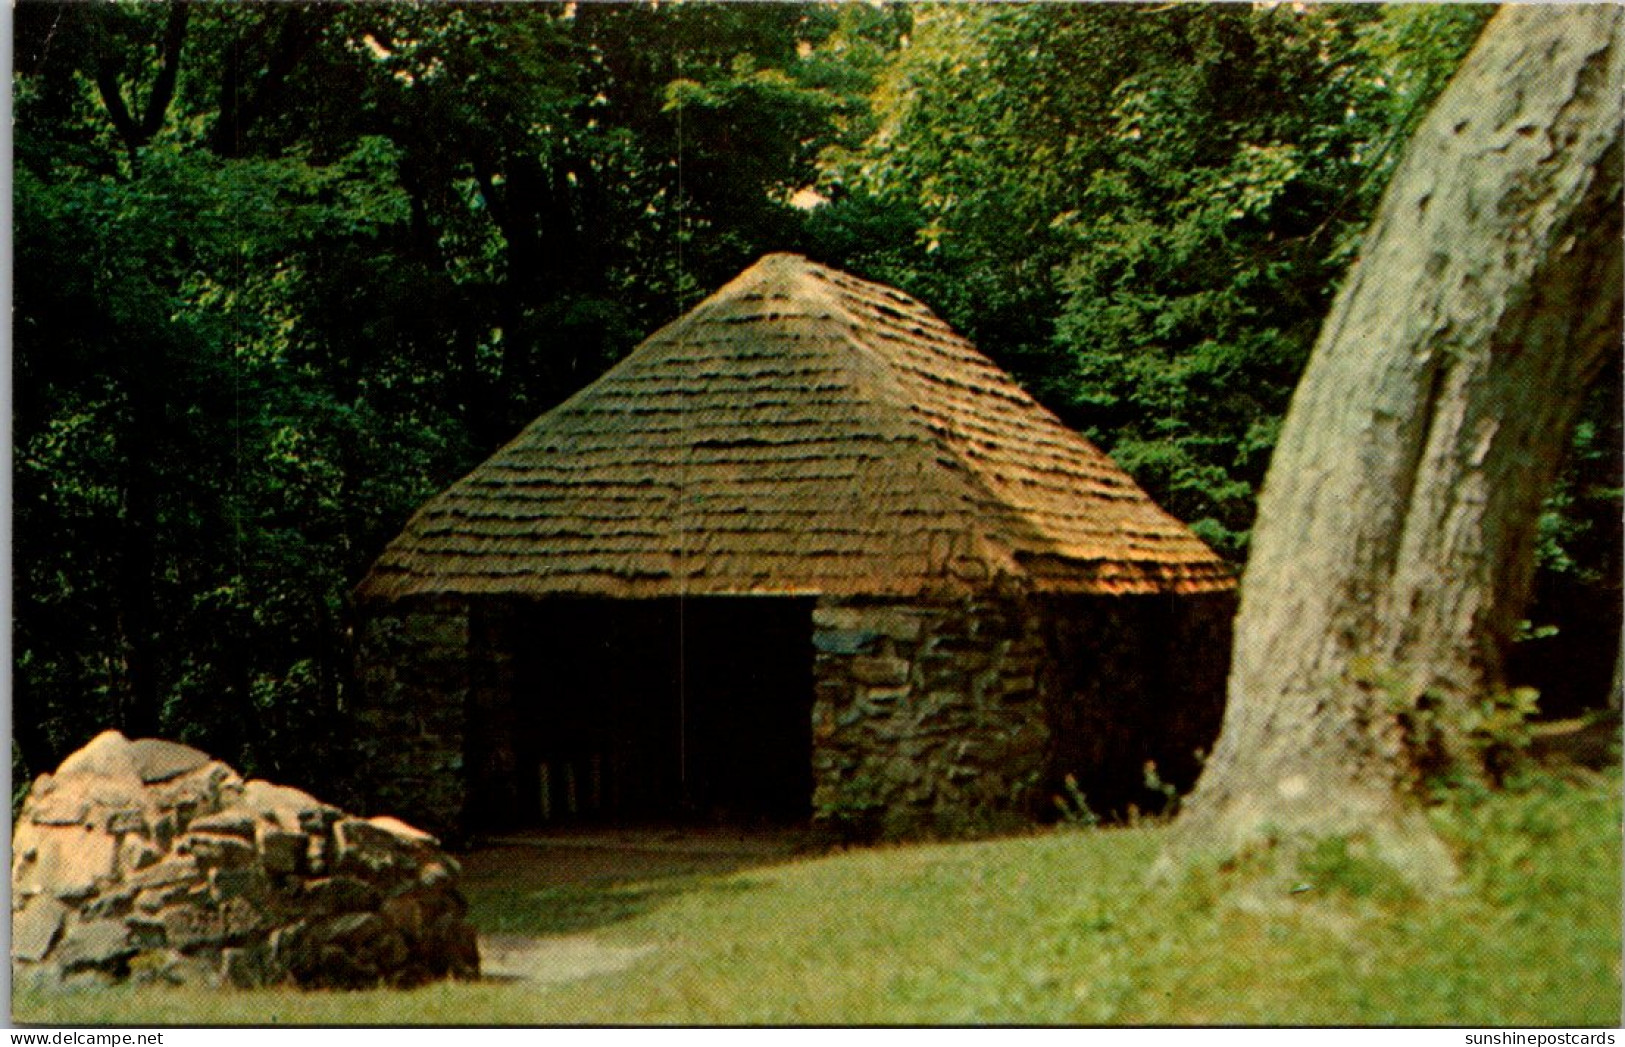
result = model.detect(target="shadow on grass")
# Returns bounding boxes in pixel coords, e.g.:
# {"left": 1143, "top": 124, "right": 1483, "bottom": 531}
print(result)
{"left": 470, "top": 876, "right": 762, "bottom": 937}
{"left": 459, "top": 833, "right": 809, "bottom": 937}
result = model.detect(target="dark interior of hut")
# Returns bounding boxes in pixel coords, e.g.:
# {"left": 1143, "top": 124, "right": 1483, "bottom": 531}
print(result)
{"left": 469, "top": 597, "right": 816, "bottom": 831}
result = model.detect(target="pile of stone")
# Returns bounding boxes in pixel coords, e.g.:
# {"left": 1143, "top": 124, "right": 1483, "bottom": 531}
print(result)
{"left": 12, "top": 731, "right": 479, "bottom": 991}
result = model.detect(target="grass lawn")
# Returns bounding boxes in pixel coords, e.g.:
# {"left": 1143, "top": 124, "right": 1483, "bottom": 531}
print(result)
{"left": 14, "top": 766, "right": 1620, "bottom": 1026}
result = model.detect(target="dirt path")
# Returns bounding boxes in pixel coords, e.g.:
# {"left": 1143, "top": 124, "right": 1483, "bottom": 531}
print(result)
{"left": 479, "top": 933, "right": 656, "bottom": 984}
{"left": 461, "top": 825, "right": 819, "bottom": 985}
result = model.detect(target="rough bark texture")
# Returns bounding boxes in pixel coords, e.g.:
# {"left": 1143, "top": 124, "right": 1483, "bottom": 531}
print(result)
{"left": 1175, "top": 7, "right": 1623, "bottom": 873}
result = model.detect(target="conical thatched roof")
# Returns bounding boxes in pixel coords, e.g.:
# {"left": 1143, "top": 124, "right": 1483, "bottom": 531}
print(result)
{"left": 358, "top": 254, "right": 1233, "bottom": 602}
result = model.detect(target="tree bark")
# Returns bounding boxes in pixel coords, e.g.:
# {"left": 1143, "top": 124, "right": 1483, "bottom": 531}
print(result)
{"left": 1173, "top": 7, "right": 1623, "bottom": 877}
{"left": 210, "top": 7, "right": 323, "bottom": 158}
{"left": 95, "top": 4, "right": 190, "bottom": 160}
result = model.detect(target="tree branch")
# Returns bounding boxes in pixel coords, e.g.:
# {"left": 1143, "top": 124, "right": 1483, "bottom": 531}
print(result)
{"left": 210, "top": 7, "right": 323, "bottom": 157}
{"left": 138, "top": 3, "right": 190, "bottom": 141}
{"left": 93, "top": 4, "right": 190, "bottom": 159}
{"left": 94, "top": 59, "right": 142, "bottom": 155}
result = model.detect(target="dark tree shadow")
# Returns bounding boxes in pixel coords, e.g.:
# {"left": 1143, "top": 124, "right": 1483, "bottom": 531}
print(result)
{"left": 459, "top": 828, "right": 824, "bottom": 937}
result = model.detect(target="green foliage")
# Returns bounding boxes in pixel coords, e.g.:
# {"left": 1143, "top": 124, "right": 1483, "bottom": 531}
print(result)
{"left": 1459, "top": 688, "right": 1543, "bottom": 786}
{"left": 12, "top": 2, "right": 898, "bottom": 788}
{"left": 13, "top": 132, "right": 442, "bottom": 781}
{"left": 1052, "top": 773, "right": 1101, "bottom": 829}
{"left": 1372, "top": 667, "right": 1542, "bottom": 792}
{"left": 1140, "top": 761, "right": 1180, "bottom": 817}
{"left": 1294, "top": 835, "right": 1416, "bottom": 904}
{"left": 823, "top": 4, "right": 1493, "bottom": 561}
{"left": 12, "top": 0, "right": 1616, "bottom": 798}
{"left": 1518, "top": 361, "right": 1623, "bottom": 715}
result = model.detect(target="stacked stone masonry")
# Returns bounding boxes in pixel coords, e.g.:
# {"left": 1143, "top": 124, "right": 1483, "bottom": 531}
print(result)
{"left": 354, "top": 596, "right": 472, "bottom": 841}
{"left": 811, "top": 597, "right": 1052, "bottom": 839}
{"left": 352, "top": 591, "right": 1232, "bottom": 842}
{"left": 12, "top": 731, "right": 480, "bottom": 991}
{"left": 811, "top": 592, "right": 1232, "bottom": 839}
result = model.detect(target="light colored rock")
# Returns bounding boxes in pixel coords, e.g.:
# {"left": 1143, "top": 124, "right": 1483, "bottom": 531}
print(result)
{"left": 333, "top": 818, "right": 417, "bottom": 879}
{"left": 12, "top": 732, "right": 479, "bottom": 991}
{"left": 134, "top": 883, "right": 192, "bottom": 914}
{"left": 242, "top": 779, "right": 327, "bottom": 831}
{"left": 119, "top": 835, "right": 162, "bottom": 875}
{"left": 56, "top": 731, "right": 140, "bottom": 782}
{"left": 366, "top": 815, "right": 438, "bottom": 847}
{"left": 189, "top": 809, "right": 258, "bottom": 839}
{"left": 84, "top": 775, "right": 149, "bottom": 809}
{"left": 179, "top": 832, "right": 255, "bottom": 868}
{"left": 14, "top": 824, "right": 118, "bottom": 901}
{"left": 305, "top": 834, "right": 329, "bottom": 875}
{"left": 54, "top": 917, "right": 134, "bottom": 970}
{"left": 152, "top": 761, "right": 244, "bottom": 824}
{"left": 13, "top": 896, "right": 69, "bottom": 962}
{"left": 125, "top": 854, "right": 199, "bottom": 890}
{"left": 850, "top": 654, "right": 911, "bottom": 687}
{"left": 29, "top": 791, "right": 90, "bottom": 826}
{"left": 80, "top": 883, "right": 138, "bottom": 920}
{"left": 813, "top": 606, "right": 925, "bottom": 643}
{"left": 104, "top": 807, "right": 152, "bottom": 835}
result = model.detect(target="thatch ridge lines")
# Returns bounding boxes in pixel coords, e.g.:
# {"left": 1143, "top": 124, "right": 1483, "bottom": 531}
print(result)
{"left": 356, "top": 253, "right": 1233, "bottom": 601}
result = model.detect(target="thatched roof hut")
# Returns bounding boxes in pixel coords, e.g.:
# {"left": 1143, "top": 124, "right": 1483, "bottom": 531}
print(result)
{"left": 357, "top": 253, "right": 1231, "bottom": 603}
{"left": 352, "top": 255, "right": 1235, "bottom": 841}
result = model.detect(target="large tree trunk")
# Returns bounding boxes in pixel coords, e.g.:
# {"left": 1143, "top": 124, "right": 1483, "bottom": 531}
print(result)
{"left": 1173, "top": 7, "right": 1622, "bottom": 877}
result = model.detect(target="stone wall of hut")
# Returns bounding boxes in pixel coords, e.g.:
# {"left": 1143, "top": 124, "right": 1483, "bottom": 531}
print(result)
{"left": 808, "top": 591, "right": 1234, "bottom": 839}
{"left": 809, "top": 597, "right": 1050, "bottom": 839}
{"left": 352, "top": 589, "right": 1234, "bottom": 843}
{"left": 352, "top": 597, "right": 472, "bottom": 841}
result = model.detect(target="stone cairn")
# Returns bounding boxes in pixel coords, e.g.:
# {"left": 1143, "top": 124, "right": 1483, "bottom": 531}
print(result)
{"left": 12, "top": 731, "right": 480, "bottom": 991}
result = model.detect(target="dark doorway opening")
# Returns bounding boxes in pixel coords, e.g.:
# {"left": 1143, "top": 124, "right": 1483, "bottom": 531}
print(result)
{"left": 471, "top": 597, "right": 815, "bottom": 830}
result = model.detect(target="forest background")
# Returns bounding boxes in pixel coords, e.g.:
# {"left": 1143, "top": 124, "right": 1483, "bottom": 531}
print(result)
{"left": 13, "top": 2, "right": 1619, "bottom": 807}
